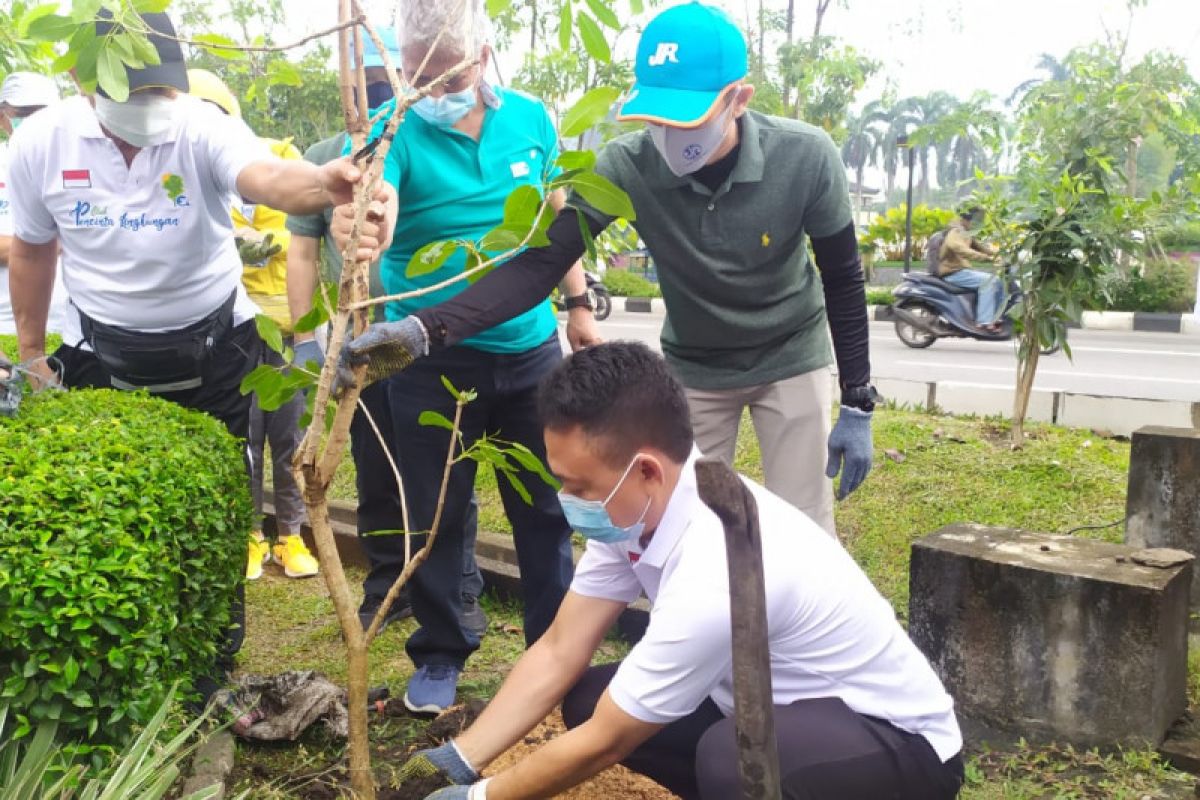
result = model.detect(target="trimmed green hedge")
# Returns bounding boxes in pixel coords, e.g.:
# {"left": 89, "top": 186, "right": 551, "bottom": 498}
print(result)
{"left": 0, "top": 389, "right": 251, "bottom": 744}
{"left": 602, "top": 269, "right": 661, "bottom": 298}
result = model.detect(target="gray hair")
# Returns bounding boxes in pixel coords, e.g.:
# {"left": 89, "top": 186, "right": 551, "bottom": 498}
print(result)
{"left": 396, "top": 0, "right": 491, "bottom": 59}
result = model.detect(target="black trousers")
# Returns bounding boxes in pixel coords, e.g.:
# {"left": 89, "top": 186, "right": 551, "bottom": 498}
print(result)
{"left": 350, "top": 379, "right": 483, "bottom": 604}
{"left": 385, "top": 335, "right": 574, "bottom": 667}
{"left": 562, "top": 663, "right": 964, "bottom": 800}
{"left": 52, "top": 320, "right": 262, "bottom": 674}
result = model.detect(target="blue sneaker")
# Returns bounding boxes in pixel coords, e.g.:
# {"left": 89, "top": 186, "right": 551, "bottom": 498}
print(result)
{"left": 404, "top": 665, "right": 461, "bottom": 714}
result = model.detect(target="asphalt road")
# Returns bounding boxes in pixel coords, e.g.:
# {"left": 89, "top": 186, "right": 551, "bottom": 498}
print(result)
{"left": 558, "top": 308, "right": 1200, "bottom": 403}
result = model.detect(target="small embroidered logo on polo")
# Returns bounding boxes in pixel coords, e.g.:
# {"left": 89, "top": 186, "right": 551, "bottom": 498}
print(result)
{"left": 762, "top": 232, "right": 770, "bottom": 248}
{"left": 161, "top": 173, "right": 189, "bottom": 207}
{"left": 648, "top": 42, "right": 680, "bottom": 67}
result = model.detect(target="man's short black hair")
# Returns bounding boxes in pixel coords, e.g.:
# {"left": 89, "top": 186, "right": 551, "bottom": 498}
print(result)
{"left": 538, "top": 342, "right": 693, "bottom": 467}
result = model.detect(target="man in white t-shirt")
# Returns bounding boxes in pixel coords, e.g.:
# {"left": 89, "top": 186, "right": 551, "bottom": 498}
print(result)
{"left": 7, "top": 9, "right": 386, "bottom": 446}
{"left": 406, "top": 341, "right": 964, "bottom": 800}
{"left": 0, "top": 72, "right": 67, "bottom": 335}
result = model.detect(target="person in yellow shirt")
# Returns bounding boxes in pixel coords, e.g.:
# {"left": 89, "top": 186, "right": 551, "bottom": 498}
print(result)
{"left": 189, "top": 68, "right": 319, "bottom": 580}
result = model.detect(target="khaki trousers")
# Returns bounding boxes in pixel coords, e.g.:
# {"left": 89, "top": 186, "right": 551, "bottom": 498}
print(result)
{"left": 685, "top": 367, "right": 836, "bottom": 537}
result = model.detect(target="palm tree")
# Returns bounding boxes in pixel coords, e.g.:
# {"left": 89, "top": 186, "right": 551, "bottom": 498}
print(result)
{"left": 1007, "top": 53, "right": 1069, "bottom": 106}
{"left": 841, "top": 101, "right": 887, "bottom": 213}
{"left": 895, "top": 92, "right": 958, "bottom": 202}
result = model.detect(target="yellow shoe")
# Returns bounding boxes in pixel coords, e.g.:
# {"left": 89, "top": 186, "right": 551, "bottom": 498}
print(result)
{"left": 246, "top": 535, "right": 270, "bottom": 581}
{"left": 272, "top": 534, "right": 319, "bottom": 578}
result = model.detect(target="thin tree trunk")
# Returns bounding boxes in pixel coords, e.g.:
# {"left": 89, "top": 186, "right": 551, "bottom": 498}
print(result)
{"left": 530, "top": 0, "right": 538, "bottom": 54}
{"left": 781, "top": 0, "right": 796, "bottom": 109}
{"left": 1011, "top": 331, "right": 1040, "bottom": 447}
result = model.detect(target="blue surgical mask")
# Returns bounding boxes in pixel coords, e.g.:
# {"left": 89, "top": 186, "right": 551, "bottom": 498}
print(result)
{"left": 558, "top": 455, "right": 652, "bottom": 544}
{"left": 411, "top": 85, "right": 477, "bottom": 128}
{"left": 10, "top": 116, "right": 23, "bottom": 131}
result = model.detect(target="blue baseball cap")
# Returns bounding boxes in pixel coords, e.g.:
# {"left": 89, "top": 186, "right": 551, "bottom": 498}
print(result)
{"left": 617, "top": 2, "right": 748, "bottom": 128}
{"left": 362, "top": 25, "right": 401, "bottom": 69}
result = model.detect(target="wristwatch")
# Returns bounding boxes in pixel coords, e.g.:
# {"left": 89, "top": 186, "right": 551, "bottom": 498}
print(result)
{"left": 842, "top": 383, "right": 883, "bottom": 413}
{"left": 564, "top": 289, "right": 597, "bottom": 311}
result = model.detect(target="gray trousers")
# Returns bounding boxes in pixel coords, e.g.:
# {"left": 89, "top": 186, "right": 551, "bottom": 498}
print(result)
{"left": 685, "top": 367, "right": 836, "bottom": 536}
{"left": 249, "top": 344, "right": 307, "bottom": 535}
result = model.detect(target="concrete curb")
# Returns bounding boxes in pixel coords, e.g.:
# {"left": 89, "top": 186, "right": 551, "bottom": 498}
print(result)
{"left": 614, "top": 297, "right": 1198, "bottom": 333}
{"left": 866, "top": 305, "right": 1197, "bottom": 333}
{"left": 871, "top": 375, "right": 1200, "bottom": 436}
{"left": 180, "top": 728, "right": 235, "bottom": 800}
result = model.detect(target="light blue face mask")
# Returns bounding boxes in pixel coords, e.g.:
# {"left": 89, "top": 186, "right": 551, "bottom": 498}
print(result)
{"left": 558, "top": 454, "right": 652, "bottom": 544}
{"left": 411, "top": 85, "right": 477, "bottom": 128}
{"left": 10, "top": 116, "right": 23, "bottom": 131}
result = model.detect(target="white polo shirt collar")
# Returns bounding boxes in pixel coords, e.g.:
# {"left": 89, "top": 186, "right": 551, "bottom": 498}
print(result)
{"left": 634, "top": 446, "right": 702, "bottom": 570}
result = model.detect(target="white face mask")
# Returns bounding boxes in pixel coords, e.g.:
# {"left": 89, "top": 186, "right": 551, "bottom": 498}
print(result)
{"left": 94, "top": 94, "right": 177, "bottom": 148}
{"left": 647, "top": 105, "right": 735, "bottom": 177}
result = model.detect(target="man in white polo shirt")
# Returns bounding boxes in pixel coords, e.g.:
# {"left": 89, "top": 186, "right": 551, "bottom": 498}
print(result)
{"left": 0, "top": 71, "right": 67, "bottom": 336}
{"left": 6, "top": 9, "right": 384, "bottom": 445}
{"left": 406, "top": 341, "right": 964, "bottom": 800}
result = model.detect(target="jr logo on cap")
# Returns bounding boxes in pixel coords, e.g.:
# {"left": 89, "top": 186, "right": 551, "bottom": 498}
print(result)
{"left": 648, "top": 42, "right": 680, "bottom": 66}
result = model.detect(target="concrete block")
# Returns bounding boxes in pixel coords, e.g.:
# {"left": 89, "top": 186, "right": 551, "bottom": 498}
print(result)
{"left": 1058, "top": 394, "right": 1195, "bottom": 437}
{"left": 910, "top": 524, "right": 1192, "bottom": 749}
{"left": 875, "top": 377, "right": 933, "bottom": 410}
{"left": 1126, "top": 427, "right": 1200, "bottom": 612}
{"left": 624, "top": 297, "right": 653, "bottom": 313}
{"left": 936, "top": 381, "right": 1057, "bottom": 423}
{"left": 1133, "top": 312, "right": 1183, "bottom": 333}
{"left": 1081, "top": 311, "right": 1134, "bottom": 331}
{"left": 181, "top": 729, "right": 235, "bottom": 800}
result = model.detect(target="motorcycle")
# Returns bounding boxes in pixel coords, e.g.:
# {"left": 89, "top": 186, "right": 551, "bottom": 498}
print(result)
{"left": 553, "top": 270, "right": 613, "bottom": 321}
{"left": 890, "top": 266, "right": 1062, "bottom": 354}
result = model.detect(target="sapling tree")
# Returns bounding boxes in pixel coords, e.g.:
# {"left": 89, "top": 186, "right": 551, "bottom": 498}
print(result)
{"left": 971, "top": 44, "right": 1200, "bottom": 446}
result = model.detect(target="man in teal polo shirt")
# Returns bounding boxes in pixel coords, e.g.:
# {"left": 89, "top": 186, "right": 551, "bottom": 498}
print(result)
{"left": 331, "top": 0, "right": 599, "bottom": 714}
{"left": 341, "top": 1, "right": 876, "bottom": 538}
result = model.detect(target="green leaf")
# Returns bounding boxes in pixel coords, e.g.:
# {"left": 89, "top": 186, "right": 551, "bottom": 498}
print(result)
{"left": 95, "top": 45, "right": 129, "bottom": 102}
{"left": 418, "top": 410, "right": 455, "bottom": 431}
{"left": 558, "top": 0, "right": 573, "bottom": 51}
{"left": 267, "top": 59, "right": 302, "bottom": 87}
{"left": 500, "top": 469, "right": 533, "bottom": 505}
{"left": 628, "top": 0, "right": 643, "bottom": 13}
{"left": 406, "top": 240, "right": 460, "bottom": 278}
{"left": 556, "top": 150, "right": 597, "bottom": 171}
{"left": 239, "top": 363, "right": 282, "bottom": 397}
{"left": 486, "top": 0, "right": 514, "bottom": 15}
{"left": 193, "top": 32, "right": 248, "bottom": 61}
{"left": 504, "top": 442, "right": 561, "bottom": 489}
{"left": 440, "top": 375, "right": 461, "bottom": 397}
{"left": 25, "top": 13, "right": 78, "bottom": 43}
{"left": 560, "top": 87, "right": 620, "bottom": 138}
{"left": 575, "top": 12, "right": 611, "bottom": 63}
{"left": 133, "top": 0, "right": 172, "bottom": 11}
{"left": 583, "top": 0, "right": 621, "bottom": 29}
{"left": 578, "top": 209, "right": 598, "bottom": 263}
{"left": 566, "top": 171, "right": 636, "bottom": 220}
{"left": 16, "top": 3, "right": 59, "bottom": 37}
{"left": 479, "top": 225, "right": 526, "bottom": 252}
{"left": 504, "top": 185, "right": 543, "bottom": 229}
{"left": 254, "top": 314, "right": 284, "bottom": 355}
{"left": 294, "top": 305, "right": 327, "bottom": 335}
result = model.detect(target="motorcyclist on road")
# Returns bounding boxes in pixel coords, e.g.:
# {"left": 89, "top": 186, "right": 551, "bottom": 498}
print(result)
{"left": 936, "top": 207, "right": 1003, "bottom": 333}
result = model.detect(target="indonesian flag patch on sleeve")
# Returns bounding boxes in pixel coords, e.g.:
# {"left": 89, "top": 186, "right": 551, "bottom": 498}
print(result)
{"left": 62, "top": 170, "right": 91, "bottom": 189}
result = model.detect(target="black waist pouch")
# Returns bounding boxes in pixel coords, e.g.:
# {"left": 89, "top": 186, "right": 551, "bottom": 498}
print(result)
{"left": 79, "top": 291, "right": 237, "bottom": 393}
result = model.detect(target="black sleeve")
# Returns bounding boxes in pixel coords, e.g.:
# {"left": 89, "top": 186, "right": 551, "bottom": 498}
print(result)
{"left": 413, "top": 208, "right": 603, "bottom": 348}
{"left": 810, "top": 222, "right": 871, "bottom": 392}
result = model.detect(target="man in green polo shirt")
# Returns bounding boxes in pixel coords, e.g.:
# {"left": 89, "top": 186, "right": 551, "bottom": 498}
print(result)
{"left": 338, "top": 1, "right": 877, "bottom": 538}
{"left": 328, "top": 0, "right": 599, "bottom": 715}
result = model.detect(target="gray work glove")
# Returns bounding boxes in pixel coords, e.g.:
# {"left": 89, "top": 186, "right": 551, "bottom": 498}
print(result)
{"left": 825, "top": 406, "right": 873, "bottom": 500}
{"left": 398, "top": 741, "right": 479, "bottom": 789}
{"left": 236, "top": 232, "right": 282, "bottom": 265}
{"left": 333, "top": 316, "right": 429, "bottom": 397}
{"left": 292, "top": 338, "right": 325, "bottom": 375}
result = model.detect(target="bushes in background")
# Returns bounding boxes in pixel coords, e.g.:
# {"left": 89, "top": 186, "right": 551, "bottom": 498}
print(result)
{"left": 0, "top": 389, "right": 250, "bottom": 745}
{"left": 863, "top": 205, "right": 955, "bottom": 262}
{"left": 602, "top": 269, "right": 662, "bottom": 298}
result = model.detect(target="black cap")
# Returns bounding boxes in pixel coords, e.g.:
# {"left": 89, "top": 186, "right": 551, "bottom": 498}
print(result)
{"left": 95, "top": 9, "right": 189, "bottom": 96}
